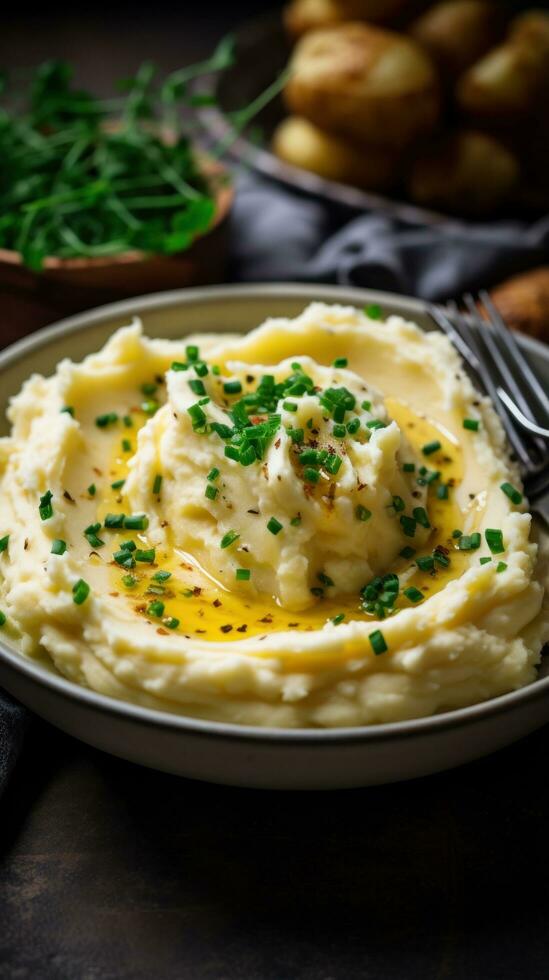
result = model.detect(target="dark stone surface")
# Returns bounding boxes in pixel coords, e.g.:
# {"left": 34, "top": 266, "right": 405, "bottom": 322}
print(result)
{"left": 2, "top": 717, "right": 549, "bottom": 979}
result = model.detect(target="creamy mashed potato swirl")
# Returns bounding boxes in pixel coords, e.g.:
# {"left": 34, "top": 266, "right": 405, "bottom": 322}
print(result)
{"left": 0, "top": 303, "right": 547, "bottom": 728}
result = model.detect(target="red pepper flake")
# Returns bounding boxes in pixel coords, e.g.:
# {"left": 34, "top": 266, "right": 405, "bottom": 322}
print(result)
{"left": 63, "top": 490, "right": 75, "bottom": 504}
{"left": 275, "top": 438, "right": 281, "bottom": 449}
{"left": 236, "top": 624, "right": 248, "bottom": 633}
{"left": 213, "top": 599, "right": 222, "bottom": 608}
{"left": 220, "top": 624, "right": 233, "bottom": 633}
{"left": 195, "top": 629, "right": 206, "bottom": 634}
{"left": 93, "top": 467, "right": 103, "bottom": 476}
{"left": 24, "top": 538, "right": 29, "bottom": 550}
{"left": 259, "top": 614, "right": 273, "bottom": 624}
{"left": 288, "top": 622, "right": 299, "bottom": 627}
{"left": 193, "top": 586, "right": 202, "bottom": 596}
{"left": 109, "top": 592, "right": 120, "bottom": 597}
{"left": 157, "top": 627, "right": 169, "bottom": 635}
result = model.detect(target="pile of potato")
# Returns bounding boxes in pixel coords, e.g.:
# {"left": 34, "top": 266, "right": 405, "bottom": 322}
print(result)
{"left": 273, "top": 2, "right": 549, "bottom": 216}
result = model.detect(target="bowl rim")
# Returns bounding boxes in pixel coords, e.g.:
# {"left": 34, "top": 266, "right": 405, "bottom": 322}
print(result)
{"left": 0, "top": 155, "right": 233, "bottom": 272}
{"left": 0, "top": 280, "right": 547, "bottom": 745}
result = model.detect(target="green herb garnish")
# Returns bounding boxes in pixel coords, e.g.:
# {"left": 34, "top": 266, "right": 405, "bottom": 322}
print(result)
{"left": 463, "top": 418, "right": 480, "bottom": 431}
{"left": 220, "top": 529, "right": 239, "bottom": 549}
{"left": 72, "top": 578, "right": 90, "bottom": 605}
{"left": 500, "top": 482, "right": 523, "bottom": 505}
{"left": 369, "top": 629, "right": 387, "bottom": 655}
{"left": 51, "top": 539, "right": 66, "bottom": 555}
{"left": 39, "top": 490, "right": 54, "bottom": 521}
{"left": 267, "top": 517, "right": 283, "bottom": 535}
{"left": 485, "top": 529, "right": 504, "bottom": 554}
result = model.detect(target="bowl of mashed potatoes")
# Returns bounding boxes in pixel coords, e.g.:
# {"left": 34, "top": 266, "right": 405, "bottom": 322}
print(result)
{"left": 0, "top": 284, "right": 547, "bottom": 788}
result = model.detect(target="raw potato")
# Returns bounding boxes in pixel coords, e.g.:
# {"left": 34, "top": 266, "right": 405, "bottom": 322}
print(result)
{"left": 284, "top": 0, "right": 409, "bottom": 38}
{"left": 272, "top": 115, "right": 398, "bottom": 189}
{"left": 284, "top": 22, "right": 440, "bottom": 148}
{"left": 489, "top": 267, "right": 549, "bottom": 344}
{"left": 409, "top": 130, "right": 519, "bottom": 215}
{"left": 456, "top": 28, "right": 549, "bottom": 119}
{"left": 510, "top": 10, "right": 549, "bottom": 52}
{"left": 410, "top": 1, "right": 502, "bottom": 77}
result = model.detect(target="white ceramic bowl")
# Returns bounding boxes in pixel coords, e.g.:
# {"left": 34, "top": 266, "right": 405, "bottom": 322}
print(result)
{"left": 0, "top": 283, "right": 547, "bottom": 790}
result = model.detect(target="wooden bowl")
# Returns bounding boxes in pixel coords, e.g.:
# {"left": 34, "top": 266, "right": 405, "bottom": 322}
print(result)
{"left": 0, "top": 156, "right": 234, "bottom": 336}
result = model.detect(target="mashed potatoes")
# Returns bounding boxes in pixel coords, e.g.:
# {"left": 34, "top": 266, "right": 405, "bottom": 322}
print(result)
{"left": 0, "top": 303, "right": 547, "bottom": 727}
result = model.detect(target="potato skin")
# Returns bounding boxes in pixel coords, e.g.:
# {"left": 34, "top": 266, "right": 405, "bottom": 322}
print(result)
{"left": 489, "top": 266, "right": 549, "bottom": 343}
{"left": 410, "top": 1, "right": 502, "bottom": 78}
{"left": 284, "top": 0, "right": 410, "bottom": 39}
{"left": 408, "top": 130, "right": 519, "bottom": 215}
{"left": 284, "top": 22, "right": 440, "bottom": 148}
{"left": 456, "top": 30, "right": 549, "bottom": 119}
{"left": 272, "top": 115, "right": 399, "bottom": 189}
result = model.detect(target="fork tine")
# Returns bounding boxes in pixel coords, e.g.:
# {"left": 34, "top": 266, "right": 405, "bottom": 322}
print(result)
{"left": 428, "top": 303, "right": 481, "bottom": 375}
{"left": 429, "top": 303, "right": 534, "bottom": 470}
{"left": 463, "top": 293, "right": 542, "bottom": 430}
{"left": 479, "top": 290, "right": 549, "bottom": 424}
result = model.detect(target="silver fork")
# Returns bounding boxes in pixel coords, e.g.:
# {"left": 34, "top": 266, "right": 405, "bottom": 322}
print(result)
{"left": 428, "top": 292, "right": 549, "bottom": 527}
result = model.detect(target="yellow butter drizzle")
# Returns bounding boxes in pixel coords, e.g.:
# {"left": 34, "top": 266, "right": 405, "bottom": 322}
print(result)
{"left": 97, "top": 398, "right": 481, "bottom": 642}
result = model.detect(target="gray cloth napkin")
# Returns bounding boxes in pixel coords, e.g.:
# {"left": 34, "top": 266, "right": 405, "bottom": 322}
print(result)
{"left": 231, "top": 173, "right": 549, "bottom": 299}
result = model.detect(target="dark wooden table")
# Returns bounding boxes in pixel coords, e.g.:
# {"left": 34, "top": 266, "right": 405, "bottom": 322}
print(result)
{"left": 2, "top": 5, "right": 549, "bottom": 978}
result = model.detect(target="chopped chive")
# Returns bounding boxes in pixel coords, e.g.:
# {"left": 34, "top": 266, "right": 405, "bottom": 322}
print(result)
{"left": 171, "top": 361, "right": 187, "bottom": 372}
{"left": 452, "top": 529, "right": 462, "bottom": 539}
{"left": 433, "top": 550, "right": 450, "bottom": 568}
{"left": 0, "top": 535, "right": 9, "bottom": 553}
{"left": 400, "top": 515, "right": 416, "bottom": 537}
{"left": 480, "top": 556, "right": 492, "bottom": 565}
{"left": 303, "top": 467, "right": 320, "bottom": 484}
{"left": 436, "top": 484, "right": 449, "bottom": 500}
{"left": 95, "top": 412, "right": 118, "bottom": 428}
{"left": 164, "top": 617, "right": 180, "bottom": 630}
{"left": 122, "top": 439, "right": 132, "bottom": 453}
{"left": 120, "top": 540, "right": 136, "bottom": 552}
{"left": 290, "top": 515, "right": 302, "bottom": 527}
{"left": 361, "top": 400, "right": 371, "bottom": 411}
{"left": 211, "top": 365, "right": 221, "bottom": 376}
{"left": 333, "top": 357, "right": 348, "bottom": 368}
{"left": 333, "top": 423, "right": 346, "bottom": 438}
{"left": 391, "top": 496, "right": 405, "bottom": 513}
{"left": 72, "top": 579, "right": 90, "bottom": 605}
{"left": 61, "top": 406, "right": 74, "bottom": 417}
{"left": 399, "top": 546, "right": 416, "bottom": 559}
{"left": 369, "top": 629, "right": 387, "bottom": 655}
{"left": 188, "top": 404, "right": 207, "bottom": 430}
{"left": 186, "top": 344, "right": 199, "bottom": 362}
{"left": 141, "top": 381, "right": 157, "bottom": 396}
{"left": 485, "top": 528, "right": 504, "bottom": 554}
{"left": 422, "top": 440, "right": 441, "bottom": 456}
{"left": 365, "top": 304, "right": 382, "bottom": 320}
{"left": 111, "top": 479, "right": 125, "bottom": 490}
{"left": 283, "top": 400, "right": 298, "bottom": 412}
{"left": 124, "top": 514, "right": 149, "bottom": 531}
{"left": 239, "top": 446, "right": 256, "bottom": 467}
{"left": 324, "top": 454, "right": 342, "bottom": 475}
{"left": 87, "top": 483, "right": 96, "bottom": 496}
{"left": 84, "top": 524, "right": 104, "bottom": 548}
{"left": 194, "top": 361, "right": 208, "bottom": 378}
{"left": 496, "top": 561, "right": 507, "bottom": 573}
{"left": 463, "top": 418, "right": 480, "bottom": 431}
{"left": 267, "top": 517, "right": 283, "bottom": 535}
{"left": 113, "top": 550, "right": 135, "bottom": 569}
{"left": 459, "top": 533, "right": 481, "bottom": 551}
{"left": 122, "top": 574, "right": 138, "bottom": 588}
{"left": 500, "top": 482, "right": 522, "bottom": 505}
{"left": 205, "top": 484, "right": 218, "bottom": 500}
{"left": 104, "top": 513, "right": 125, "bottom": 529}
{"left": 188, "top": 379, "right": 206, "bottom": 396}
{"left": 366, "top": 419, "right": 385, "bottom": 430}
{"left": 236, "top": 568, "right": 251, "bottom": 581}
{"left": 39, "top": 490, "right": 53, "bottom": 521}
{"left": 123, "top": 415, "right": 133, "bottom": 428}
{"left": 225, "top": 445, "right": 240, "bottom": 462}
{"left": 220, "top": 530, "right": 240, "bottom": 549}
{"left": 416, "top": 555, "right": 434, "bottom": 571}
{"left": 153, "top": 571, "right": 172, "bottom": 582}
{"left": 331, "top": 613, "right": 345, "bottom": 625}
{"left": 147, "top": 600, "right": 165, "bottom": 618}
{"left": 135, "top": 548, "right": 155, "bottom": 564}
{"left": 152, "top": 474, "right": 163, "bottom": 496}
{"left": 404, "top": 586, "right": 424, "bottom": 603}
{"left": 223, "top": 380, "right": 242, "bottom": 395}
{"left": 51, "top": 538, "right": 66, "bottom": 555}
{"left": 403, "top": 462, "right": 415, "bottom": 473}
{"left": 0, "top": 611, "right": 5, "bottom": 626}
{"left": 207, "top": 467, "right": 220, "bottom": 481}
{"left": 141, "top": 400, "right": 159, "bottom": 416}
{"left": 287, "top": 427, "right": 304, "bottom": 443}
{"left": 413, "top": 507, "right": 430, "bottom": 529}
{"left": 346, "top": 418, "right": 360, "bottom": 435}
